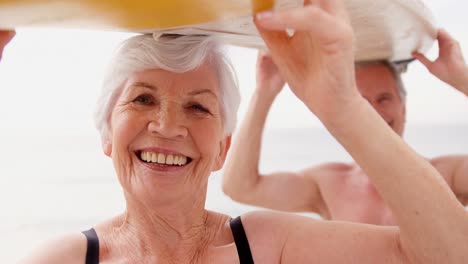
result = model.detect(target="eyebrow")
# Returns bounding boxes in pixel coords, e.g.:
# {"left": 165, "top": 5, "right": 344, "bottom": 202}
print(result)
{"left": 129, "top": 82, "right": 157, "bottom": 90}
{"left": 188, "top": 89, "right": 218, "bottom": 100}
{"left": 129, "top": 82, "right": 218, "bottom": 99}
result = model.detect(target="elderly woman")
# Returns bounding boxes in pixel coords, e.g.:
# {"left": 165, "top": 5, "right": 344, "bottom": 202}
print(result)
{"left": 7, "top": 0, "right": 468, "bottom": 263}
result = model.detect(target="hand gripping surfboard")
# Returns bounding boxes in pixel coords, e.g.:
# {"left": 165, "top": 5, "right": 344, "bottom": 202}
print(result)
{"left": 0, "top": 0, "right": 437, "bottom": 62}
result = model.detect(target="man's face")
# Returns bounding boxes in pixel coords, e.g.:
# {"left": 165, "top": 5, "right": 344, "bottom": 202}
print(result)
{"left": 355, "top": 63, "right": 406, "bottom": 136}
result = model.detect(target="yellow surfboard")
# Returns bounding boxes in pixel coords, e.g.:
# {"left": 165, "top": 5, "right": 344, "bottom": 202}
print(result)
{"left": 0, "top": 0, "right": 274, "bottom": 30}
{"left": 0, "top": 0, "right": 437, "bottom": 61}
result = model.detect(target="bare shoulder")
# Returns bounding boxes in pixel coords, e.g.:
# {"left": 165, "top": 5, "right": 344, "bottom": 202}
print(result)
{"left": 240, "top": 210, "right": 356, "bottom": 234}
{"left": 430, "top": 154, "right": 468, "bottom": 177}
{"left": 239, "top": 211, "right": 317, "bottom": 263}
{"left": 430, "top": 154, "right": 468, "bottom": 167}
{"left": 240, "top": 210, "right": 295, "bottom": 230}
{"left": 18, "top": 232, "right": 87, "bottom": 264}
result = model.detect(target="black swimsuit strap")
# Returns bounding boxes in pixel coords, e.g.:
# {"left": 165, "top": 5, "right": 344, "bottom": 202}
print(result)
{"left": 82, "top": 228, "right": 100, "bottom": 264}
{"left": 230, "top": 216, "right": 254, "bottom": 264}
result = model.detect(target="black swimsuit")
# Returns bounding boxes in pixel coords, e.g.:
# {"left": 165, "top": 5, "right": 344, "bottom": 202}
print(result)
{"left": 82, "top": 216, "right": 254, "bottom": 264}
{"left": 82, "top": 228, "right": 100, "bottom": 264}
{"left": 229, "top": 216, "right": 254, "bottom": 264}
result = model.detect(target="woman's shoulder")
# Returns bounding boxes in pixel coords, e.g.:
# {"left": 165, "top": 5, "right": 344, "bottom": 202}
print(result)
{"left": 240, "top": 210, "right": 320, "bottom": 229}
{"left": 237, "top": 211, "right": 323, "bottom": 263}
{"left": 18, "top": 232, "right": 87, "bottom": 264}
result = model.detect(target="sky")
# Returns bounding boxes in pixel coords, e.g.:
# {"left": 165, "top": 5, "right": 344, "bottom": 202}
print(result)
{"left": 0, "top": 0, "right": 467, "bottom": 137}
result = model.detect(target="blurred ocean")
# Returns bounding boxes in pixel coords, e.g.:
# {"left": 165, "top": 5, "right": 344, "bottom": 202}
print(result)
{"left": 1, "top": 124, "right": 467, "bottom": 262}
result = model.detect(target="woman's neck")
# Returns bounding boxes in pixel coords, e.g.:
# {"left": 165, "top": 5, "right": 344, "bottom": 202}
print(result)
{"left": 99, "top": 194, "right": 230, "bottom": 263}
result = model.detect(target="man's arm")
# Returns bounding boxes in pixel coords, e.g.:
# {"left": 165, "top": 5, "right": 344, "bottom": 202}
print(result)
{"left": 222, "top": 53, "right": 326, "bottom": 213}
{"left": 414, "top": 29, "right": 468, "bottom": 204}
{"left": 413, "top": 29, "right": 468, "bottom": 96}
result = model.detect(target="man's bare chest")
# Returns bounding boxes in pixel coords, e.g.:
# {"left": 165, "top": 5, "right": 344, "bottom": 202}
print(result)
{"left": 319, "top": 174, "right": 396, "bottom": 225}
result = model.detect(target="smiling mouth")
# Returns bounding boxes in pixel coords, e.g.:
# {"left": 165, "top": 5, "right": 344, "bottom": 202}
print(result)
{"left": 136, "top": 151, "right": 193, "bottom": 166}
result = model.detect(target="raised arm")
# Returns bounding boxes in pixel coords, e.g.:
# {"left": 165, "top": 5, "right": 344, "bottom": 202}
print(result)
{"left": 413, "top": 29, "right": 468, "bottom": 96}
{"left": 222, "top": 53, "right": 325, "bottom": 213}
{"left": 413, "top": 29, "right": 468, "bottom": 204}
{"left": 254, "top": 1, "right": 468, "bottom": 263}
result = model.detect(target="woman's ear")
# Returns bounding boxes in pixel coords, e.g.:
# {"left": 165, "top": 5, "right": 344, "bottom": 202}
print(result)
{"left": 213, "top": 135, "right": 232, "bottom": 171}
{"left": 102, "top": 137, "right": 112, "bottom": 157}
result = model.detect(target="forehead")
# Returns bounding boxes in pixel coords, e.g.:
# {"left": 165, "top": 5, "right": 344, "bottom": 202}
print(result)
{"left": 124, "top": 63, "right": 219, "bottom": 96}
{"left": 355, "top": 63, "right": 399, "bottom": 95}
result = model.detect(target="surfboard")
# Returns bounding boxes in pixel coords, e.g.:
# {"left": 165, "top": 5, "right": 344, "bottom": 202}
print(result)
{"left": 0, "top": 0, "right": 437, "bottom": 62}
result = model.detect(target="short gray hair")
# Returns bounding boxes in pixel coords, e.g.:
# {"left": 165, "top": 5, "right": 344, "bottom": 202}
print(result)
{"left": 94, "top": 34, "right": 241, "bottom": 140}
{"left": 355, "top": 60, "right": 407, "bottom": 103}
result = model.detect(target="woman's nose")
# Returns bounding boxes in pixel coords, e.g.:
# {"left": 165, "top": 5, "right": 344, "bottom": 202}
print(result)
{"left": 147, "top": 104, "right": 188, "bottom": 139}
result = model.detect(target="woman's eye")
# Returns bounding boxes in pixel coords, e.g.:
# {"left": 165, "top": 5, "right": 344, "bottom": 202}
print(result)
{"left": 188, "top": 104, "right": 210, "bottom": 114}
{"left": 133, "top": 94, "right": 154, "bottom": 105}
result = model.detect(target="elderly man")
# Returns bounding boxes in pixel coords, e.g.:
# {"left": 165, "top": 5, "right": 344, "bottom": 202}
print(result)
{"left": 223, "top": 29, "right": 468, "bottom": 225}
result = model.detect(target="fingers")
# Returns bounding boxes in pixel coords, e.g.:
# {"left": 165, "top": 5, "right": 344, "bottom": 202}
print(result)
{"left": 256, "top": 3, "right": 323, "bottom": 32}
{"left": 254, "top": 19, "right": 291, "bottom": 62}
{"left": 255, "top": 5, "right": 340, "bottom": 36}
{"left": 437, "top": 29, "right": 455, "bottom": 45}
{"left": 306, "top": 0, "right": 349, "bottom": 20}
{"left": 437, "top": 30, "right": 454, "bottom": 50}
{"left": 254, "top": 4, "right": 351, "bottom": 62}
{"left": 412, "top": 51, "right": 433, "bottom": 69}
{"left": 256, "top": 50, "right": 272, "bottom": 71}
{"left": 257, "top": 50, "right": 272, "bottom": 60}
{"left": 0, "top": 30, "right": 15, "bottom": 59}
{"left": 0, "top": 30, "right": 15, "bottom": 45}
{"left": 0, "top": 30, "right": 15, "bottom": 61}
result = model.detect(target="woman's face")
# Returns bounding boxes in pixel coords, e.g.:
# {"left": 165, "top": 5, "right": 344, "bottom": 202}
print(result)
{"left": 104, "top": 63, "right": 230, "bottom": 202}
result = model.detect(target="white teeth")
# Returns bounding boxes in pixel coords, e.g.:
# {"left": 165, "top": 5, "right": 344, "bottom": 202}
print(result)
{"left": 140, "top": 151, "right": 188, "bottom": 166}
{"left": 157, "top": 153, "right": 165, "bottom": 164}
{"left": 166, "top": 155, "right": 174, "bottom": 165}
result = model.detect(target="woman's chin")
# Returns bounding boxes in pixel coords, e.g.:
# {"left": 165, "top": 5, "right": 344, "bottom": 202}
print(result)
{"left": 129, "top": 157, "right": 194, "bottom": 190}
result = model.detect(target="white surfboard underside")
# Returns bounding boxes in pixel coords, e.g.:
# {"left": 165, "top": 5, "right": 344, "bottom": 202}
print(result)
{"left": 153, "top": 0, "right": 437, "bottom": 62}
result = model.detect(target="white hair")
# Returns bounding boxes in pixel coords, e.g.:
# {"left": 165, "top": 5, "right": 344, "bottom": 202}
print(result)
{"left": 94, "top": 34, "right": 241, "bottom": 140}
{"left": 355, "top": 60, "right": 407, "bottom": 103}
